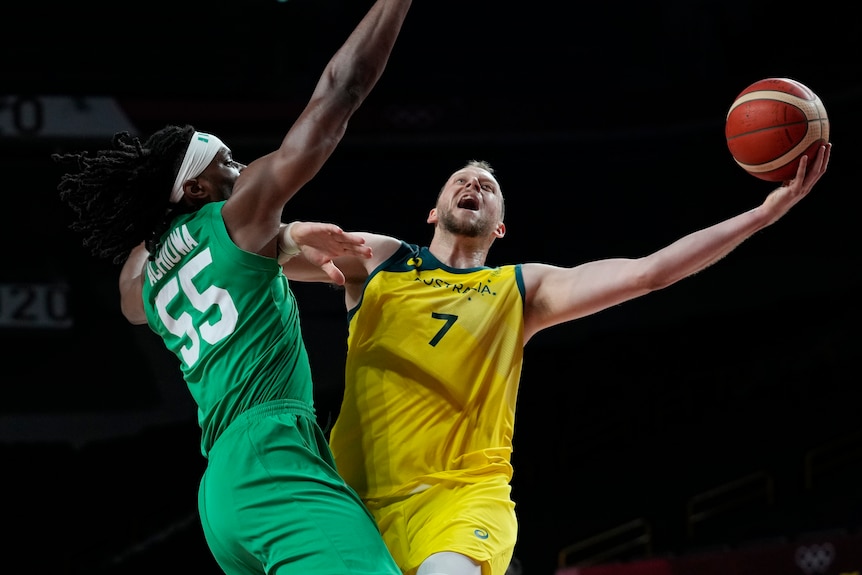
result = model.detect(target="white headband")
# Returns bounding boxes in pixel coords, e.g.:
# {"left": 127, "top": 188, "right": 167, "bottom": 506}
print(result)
{"left": 169, "top": 131, "right": 226, "bottom": 204}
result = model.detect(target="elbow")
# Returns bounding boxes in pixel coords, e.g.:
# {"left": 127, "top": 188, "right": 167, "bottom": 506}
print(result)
{"left": 643, "top": 274, "right": 675, "bottom": 293}
{"left": 342, "top": 77, "right": 374, "bottom": 113}
{"left": 120, "top": 301, "right": 147, "bottom": 325}
{"left": 634, "top": 260, "right": 676, "bottom": 293}
{"left": 119, "top": 284, "right": 147, "bottom": 325}
{"left": 327, "top": 60, "right": 382, "bottom": 111}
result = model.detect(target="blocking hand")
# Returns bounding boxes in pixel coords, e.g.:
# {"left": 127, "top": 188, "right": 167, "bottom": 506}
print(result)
{"left": 289, "top": 222, "right": 372, "bottom": 285}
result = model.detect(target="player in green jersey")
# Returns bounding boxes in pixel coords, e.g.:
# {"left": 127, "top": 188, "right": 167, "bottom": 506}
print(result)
{"left": 53, "top": 1, "right": 411, "bottom": 573}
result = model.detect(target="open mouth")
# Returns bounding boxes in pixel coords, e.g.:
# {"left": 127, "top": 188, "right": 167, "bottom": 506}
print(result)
{"left": 457, "top": 196, "right": 479, "bottom": 211}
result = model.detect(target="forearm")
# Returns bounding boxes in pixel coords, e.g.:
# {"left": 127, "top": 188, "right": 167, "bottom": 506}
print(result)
{"left": 317, "top": 0, "right": 411, "bottom": 106}
{"left": 276, "top": 221, "right": 380, "bottom": 285}
{"left": 235, "top": 0, "right": 411, "bottom": 233}
{"left": 643, "top": 205, "right": 771, "bottom": 290}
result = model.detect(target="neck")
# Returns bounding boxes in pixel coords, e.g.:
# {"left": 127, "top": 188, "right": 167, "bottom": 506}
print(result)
{"left": 428, "top": 232, "right": 491, "bottom": 269}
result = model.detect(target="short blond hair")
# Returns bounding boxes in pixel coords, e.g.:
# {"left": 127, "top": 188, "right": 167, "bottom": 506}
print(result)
{"left": 438, "top": 159, "right": 505, "bottom": 221}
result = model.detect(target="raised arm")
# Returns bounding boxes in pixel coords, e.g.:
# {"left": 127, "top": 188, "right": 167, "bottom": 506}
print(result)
{"left": 222, "top": 0, "right": 412, "bottom": 257}
{"left": 521, "top": 144, "right": 831, "bottom": 343}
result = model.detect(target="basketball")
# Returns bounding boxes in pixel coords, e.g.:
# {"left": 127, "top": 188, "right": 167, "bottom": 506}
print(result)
{"left": 725, "top": 78, "right": 829, "bottom": 182}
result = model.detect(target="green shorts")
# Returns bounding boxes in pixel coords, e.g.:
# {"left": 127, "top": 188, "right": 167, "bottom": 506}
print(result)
{"left": 364, "top": 477, "right": 518, "bottom": 575}
{"left": 199, "top": 399, "right": 400, "bottom": 575}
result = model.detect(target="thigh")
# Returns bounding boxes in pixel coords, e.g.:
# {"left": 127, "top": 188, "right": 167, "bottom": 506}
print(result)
{"left": 377, "top": 479, "right": 518, "bottom": 575}
{"left": 203, "top": 413, "right": 400, "bottom": 575}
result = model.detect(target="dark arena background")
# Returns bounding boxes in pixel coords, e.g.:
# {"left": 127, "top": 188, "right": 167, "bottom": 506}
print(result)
{"left": 2, "top": 2, "right": 861, "bottom": 574}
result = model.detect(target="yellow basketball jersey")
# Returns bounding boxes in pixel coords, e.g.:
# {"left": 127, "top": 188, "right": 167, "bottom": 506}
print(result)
{"left": 330, "top": 243, "right": 525, "bottom": 500}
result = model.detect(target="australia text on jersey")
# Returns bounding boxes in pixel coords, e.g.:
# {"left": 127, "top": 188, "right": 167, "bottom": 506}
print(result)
{"left": 413, "top": 275, "right": 496, "bottom": 297}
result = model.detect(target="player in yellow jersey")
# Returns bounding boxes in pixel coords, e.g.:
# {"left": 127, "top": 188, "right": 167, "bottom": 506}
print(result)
{"left": 281, "top": 148, "right": 831, "bottom": 575}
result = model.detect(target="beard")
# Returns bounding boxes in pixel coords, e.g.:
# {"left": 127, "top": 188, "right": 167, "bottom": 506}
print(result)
{"left": 437, "top": 208, "right": 493, "bottom": 238}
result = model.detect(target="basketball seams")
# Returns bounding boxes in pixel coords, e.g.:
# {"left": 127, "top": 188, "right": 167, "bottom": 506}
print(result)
{"left": 726, "top": 89, "right": 814, "bottom": 118}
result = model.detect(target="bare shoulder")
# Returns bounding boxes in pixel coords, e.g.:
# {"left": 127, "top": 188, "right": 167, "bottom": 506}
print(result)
{"left": 362, "top": 231, "right": 402, "bottom": 252}
{"left": 350, "top": 232, "right": 402, "bottom": 268}
{"left": 519, "top": 262, "right": 558, "bottom": 288}
{"left": 327, "top": 231, "right": 402, "bottom": 284}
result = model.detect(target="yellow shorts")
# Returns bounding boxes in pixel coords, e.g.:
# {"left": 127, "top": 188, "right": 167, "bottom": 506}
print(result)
{"left": 364, "top": 477, "right": 517, "bottom": 575}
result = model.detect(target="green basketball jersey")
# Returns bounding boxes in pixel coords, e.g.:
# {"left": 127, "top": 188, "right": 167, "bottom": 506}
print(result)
{"left": 142, "top": 202, "right": 313, "bottom": 457}
{"left": 330, "top": 243, "right": 526, "bottom": 499}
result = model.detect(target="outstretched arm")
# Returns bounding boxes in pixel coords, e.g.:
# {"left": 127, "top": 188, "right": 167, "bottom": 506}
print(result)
{"left": 277, "top": 221, "right": 373, "bottom": 285}
{"left": 222, "top": 0, "right": 412, "bottom": 257}
{"left": 522, "top": 144, "right": 832, "bottom": 342}
{"left": 279, "top": 223, "right": 402, "bottom": 307}
{"left": 118, "top": 222, "right": 371, "bottom": 324}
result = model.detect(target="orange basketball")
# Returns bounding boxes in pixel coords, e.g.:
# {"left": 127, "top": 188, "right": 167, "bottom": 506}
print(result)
{"left": 725, "top": 78, "right": 829, "bottom": 182}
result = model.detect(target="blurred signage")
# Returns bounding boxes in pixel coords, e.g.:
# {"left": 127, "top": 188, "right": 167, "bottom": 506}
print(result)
{"left": 557, "top": 531, "right": 862, "bottom": 575}
{"left": 0, "top": 95, "right": 137, "bottom": 139}
{"left": 0, "top": 282, "right": 73, "bottom": 329}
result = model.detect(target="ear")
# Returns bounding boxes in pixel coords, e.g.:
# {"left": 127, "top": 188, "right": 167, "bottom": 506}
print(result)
{"left": 493, "top": 222, "right": 506, "bottom": 239}
{"left": 183, "top": 178, "right": 208, "bottom": 201}
{"left": 427, "top": 208, "right": 438, "bottom": 224}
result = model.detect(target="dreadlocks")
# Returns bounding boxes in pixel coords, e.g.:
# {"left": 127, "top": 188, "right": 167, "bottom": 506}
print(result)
{"left": 53, "top": 124, "right": 196, "bottom": 264}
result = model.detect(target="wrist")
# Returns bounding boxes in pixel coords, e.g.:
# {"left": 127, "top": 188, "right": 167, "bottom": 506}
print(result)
{"left": 277, "top": 222, "right": 301, "bottom": 264}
